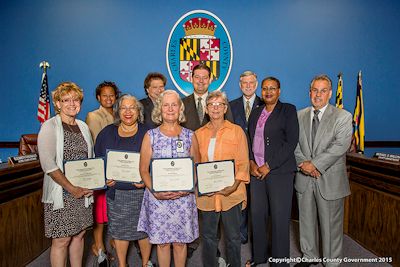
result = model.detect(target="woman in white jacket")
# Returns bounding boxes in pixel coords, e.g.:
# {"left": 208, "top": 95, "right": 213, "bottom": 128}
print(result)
{"left": 38, "top": 81, "right": 94, "bottom": 267}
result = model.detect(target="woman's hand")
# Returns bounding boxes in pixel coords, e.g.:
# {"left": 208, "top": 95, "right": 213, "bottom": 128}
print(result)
{"left": 70, "top": 186, "right": 92, "bottom": 198}
{"left": 106, "top": 179, "right": 116, "bottom": 187}
{"left": 250, "top": 160, "right": 261, "bottom": 177}
{"left": 218, "top": 185, "right": 236, "bottom": 197}
{"left": 257, "top": 164, "right": 270, "bottom": 180}
{"left": 133, "top": 182, "right": 145, "bottom": 189}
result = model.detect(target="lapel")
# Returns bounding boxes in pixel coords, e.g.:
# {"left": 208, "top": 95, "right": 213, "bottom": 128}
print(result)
{"left": 264, "top": 100, "right": 282, "bottom": 131}
{"left": 313, "top": 104, "right": 335, "bottom": 151}
{"left": 237, "top": 98, "right": 246, "bottom": 124}
{"left": 253, "top": 96, "right": 263, "bottom": 110}
{"left": 302, "top": 107, "right": 312, "bottom": 152}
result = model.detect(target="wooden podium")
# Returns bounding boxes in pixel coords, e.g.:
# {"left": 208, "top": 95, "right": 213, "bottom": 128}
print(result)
{"left": 345, "top": 153, "right": 400, "bottom": 266}
{"left": 0, "top": 160, "right": 50, "bottom": 267}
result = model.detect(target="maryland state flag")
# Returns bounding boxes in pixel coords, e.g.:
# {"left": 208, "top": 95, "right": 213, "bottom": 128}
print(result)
{"left": 335, "top": 73, "right": 343, "bottom": 109}
{"left": 352, "top": 71, "right": 365, "bottom": 153}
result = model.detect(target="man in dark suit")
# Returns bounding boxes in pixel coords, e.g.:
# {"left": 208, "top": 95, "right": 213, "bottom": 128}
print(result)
{"left": 140, "top": 72, "right": 166, "bottom": 129}
{"left": 247, "top": 77, "right": 299, "bottom": 266}
{"left": 294, "top": 74, "right": 352, "bottom": 267}
{"left": 182, "top": 64, "right": 233, "bottom": 131}
{"left": 229, "top": 70, "right": 263, "bottom": 244}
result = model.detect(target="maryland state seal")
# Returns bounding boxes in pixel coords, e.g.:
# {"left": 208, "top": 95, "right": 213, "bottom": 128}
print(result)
{"left": 166, "top": 10, "right": 233, "bottom": 96}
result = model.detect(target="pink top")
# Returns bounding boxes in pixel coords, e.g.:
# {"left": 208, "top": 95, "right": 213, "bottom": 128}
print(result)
{"left": 253, "top": 108, "right": 272, "bottom": 166}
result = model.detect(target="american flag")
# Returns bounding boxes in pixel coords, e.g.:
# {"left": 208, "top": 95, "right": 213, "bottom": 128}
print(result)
{"left": 37, "top": 72, "right": 50, "bottom": 123}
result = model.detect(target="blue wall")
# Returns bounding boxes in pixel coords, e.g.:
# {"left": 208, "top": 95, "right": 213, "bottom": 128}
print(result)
{"left": 1, "top": 0, "right": 399, "bottom": 160}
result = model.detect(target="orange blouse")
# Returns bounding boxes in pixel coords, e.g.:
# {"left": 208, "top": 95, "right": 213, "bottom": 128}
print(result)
{"left": 195, "top": 120, "right": 250, "bottom": 212}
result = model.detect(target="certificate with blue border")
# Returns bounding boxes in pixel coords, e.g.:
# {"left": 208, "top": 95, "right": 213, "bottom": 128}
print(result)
{"left": 64, "top": 157, "right": 106, "bottom": 190}
{"left": 196, "top": 159, "right": 235, "bottom": 196}
{"left": 106, "top": 149, "right": 142, "bottom": 183}
{"left": 150, "top": 157, "right": 194, "bottom": 192}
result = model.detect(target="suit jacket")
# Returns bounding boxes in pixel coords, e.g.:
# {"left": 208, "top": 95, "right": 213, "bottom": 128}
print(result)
{"left": 294, "top": 104, "right": 353, "bottom": 200}
{"left": 229, "top": 95, "right": 263, "bottom": 133}
{"left": 248, "top": 101, "right": 299, "bottom": 174}
{"left": 85, "top": 106, "right": 114, "bottom": 142}
{"left": 140, "top": 97, "right": 158, "bottom": 129}
{"left": 182, "top": 93, "right": 234, "bottom": 131}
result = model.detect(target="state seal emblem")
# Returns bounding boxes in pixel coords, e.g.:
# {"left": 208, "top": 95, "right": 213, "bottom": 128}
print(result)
{"left": 166, "top": 10, "right": 233, "bottom": 96}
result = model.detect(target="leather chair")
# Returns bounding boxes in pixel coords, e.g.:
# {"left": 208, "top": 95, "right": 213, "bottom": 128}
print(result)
{"left": 18, "top": 134, "right": 38, "bottom": 156}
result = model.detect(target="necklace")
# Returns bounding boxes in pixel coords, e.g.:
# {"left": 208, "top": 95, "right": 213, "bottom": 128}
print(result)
{"left": 119, "top": 123, "right": 138, "bottom": 137}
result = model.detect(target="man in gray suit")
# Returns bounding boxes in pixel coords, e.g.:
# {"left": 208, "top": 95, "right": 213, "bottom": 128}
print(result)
{"left": 294, "top": 74, "right": 352, "bottom": 267}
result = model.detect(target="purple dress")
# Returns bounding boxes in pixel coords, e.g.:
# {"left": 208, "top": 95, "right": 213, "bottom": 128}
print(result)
{"left": 137, "top": 127, "right": 199, "bottom": 244}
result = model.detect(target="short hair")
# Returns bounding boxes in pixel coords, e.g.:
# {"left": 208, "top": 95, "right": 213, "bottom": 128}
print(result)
{"left": 192, "top": 63, "right": 211, "bottom": 78}
{"left": 206, "top": 90, "right": 229, "bottom": 106}
{"left": 239, "top": 70, "right": 258, "bottom": 81}
{"left": 143, "top": 72, "right": 167, "bottom": 95}
{"left": 309, "top": 74, "right": 332, "bottom": 90}
{"left": 95, "top": 81, "right": 120, "bottom": 99}
{"left": 151, "top": 90, "right": 186, "bottom": 125}
{"left": 52, "top": 82, "right": 84, "bottom": 114}
{"left": 113, "top": 94, "right": 144, "bottom": 125}
{"left": 261, "top": 76, "right": 281, "bottom": 89}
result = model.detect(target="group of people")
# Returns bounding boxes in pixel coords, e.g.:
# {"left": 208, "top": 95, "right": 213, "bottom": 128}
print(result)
{"left": 37, "top": 63, "right": 352, "bottom": 267}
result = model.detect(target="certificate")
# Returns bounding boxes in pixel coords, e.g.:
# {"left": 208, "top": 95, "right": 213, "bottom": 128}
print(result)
{"left": 106, "top": 150, "right": 142, "bottom": 183}
{"left": 196, "top": 160, "right": 235, "bottom": 195}
{"left": 64, "top": 158, "right": 106, "bottom": 190}
{"left": 151, "top": 157, "right": 194, "bottom": 192}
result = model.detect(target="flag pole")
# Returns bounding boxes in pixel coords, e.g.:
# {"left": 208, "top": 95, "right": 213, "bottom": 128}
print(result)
{"left": 39, "top": 61, "right": 50, "bottom": 73}
{"left": 37, "top": 61, "right": 51, "bottom": 124}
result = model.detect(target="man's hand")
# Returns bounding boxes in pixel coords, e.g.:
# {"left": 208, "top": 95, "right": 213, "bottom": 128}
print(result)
{"left": 298, "top": 161, "right": 320, "bottom": 178}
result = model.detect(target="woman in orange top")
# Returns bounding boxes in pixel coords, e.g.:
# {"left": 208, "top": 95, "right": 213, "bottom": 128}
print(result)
{"left": 195, "top": 90, "right": 249, "bottom": 267}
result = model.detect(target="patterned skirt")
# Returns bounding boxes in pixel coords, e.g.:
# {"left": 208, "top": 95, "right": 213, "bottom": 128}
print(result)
{"left": 44, "top": 190, "right": 93, "bottom": 238}
{"left": 107, "top": 189, "right": 147, "bottom": 241}
{"left": 137, "top": 188, "right": 199, "bottom": 244}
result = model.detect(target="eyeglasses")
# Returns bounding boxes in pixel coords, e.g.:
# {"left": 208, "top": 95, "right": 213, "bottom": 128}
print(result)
{"left": 119, "top": 106, "right": 137, "bottom": 112}
{"left": 310, "top": 88, "right": 330, "bottom": 94}
{"left": 262, "top": 87, "right": 278, "bottom": 92}
{"left": 60, "top": 98, "right": 80, "bottom": 104}
{"left": 207, "top": 102, "right": 226, "bottom": 108}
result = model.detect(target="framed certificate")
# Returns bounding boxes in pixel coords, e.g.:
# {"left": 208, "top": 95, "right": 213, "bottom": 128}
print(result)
{"left": 196, "top": 159, "right": 235, "bottom": 195}
{"left": 150, "top": 157, "right": 194, "bottom": 192}
{"left": 64, "top": 158, "right": 106, "bottom": 190}
{"left": 106, "top": 150, "right": 142, "bottom": 183}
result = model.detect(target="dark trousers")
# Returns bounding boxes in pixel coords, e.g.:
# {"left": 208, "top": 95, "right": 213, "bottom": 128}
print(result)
{"left": 200, "top": 204, "right": 242, "bottom": 267}
{"left": 250, "top": 173, "right": 294, "bottom": 266}
{"left": 240, "top": 183, "right": 251, "bottom": 242}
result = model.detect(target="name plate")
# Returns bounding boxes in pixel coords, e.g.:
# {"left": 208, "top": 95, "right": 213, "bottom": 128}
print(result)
{"left": 8, "top": 153, "right": 38, "bottom": 166}
{"left": 373, "top": 152, "right": 400, "bottom": 162}
{"left": 151, "top": 157, "right": 194, "bottom": 192}
{"left": 64, "top": 158, "right": 106, "bottom": 190}
{"left": 106, "top": 150, "right": 142, "bottom": 183}
{"left": 196, "top": 160, "right": 235, "bottom": 195}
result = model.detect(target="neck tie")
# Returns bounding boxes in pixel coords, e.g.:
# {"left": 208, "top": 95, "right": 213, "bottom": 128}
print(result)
{"left": 197, "top": 97, "right": 204, "bottom": 122}
{"left": 311, "top": 109, "right": 320, "bottom": 147}
{"left": 245, "top": 100, "right": 251, "bottom": 121}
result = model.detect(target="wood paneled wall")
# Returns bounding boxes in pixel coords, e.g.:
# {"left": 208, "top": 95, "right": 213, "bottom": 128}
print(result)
{"left": 346, "top": 153, "right": 400, "bottom": 267}
{"left": 0, "top": 161, "right": 50, "bottom": 267}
